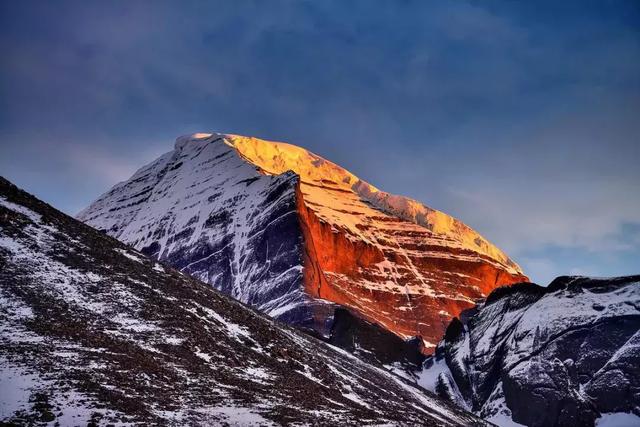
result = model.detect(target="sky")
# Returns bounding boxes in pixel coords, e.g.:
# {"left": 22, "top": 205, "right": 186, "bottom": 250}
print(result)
{"left": 1, "top": 0, "right": 639, "bottom": 285}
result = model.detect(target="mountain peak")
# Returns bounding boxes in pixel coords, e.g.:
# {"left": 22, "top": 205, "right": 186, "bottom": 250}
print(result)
{"left": 79, "top": 131, "right": 527, "bottom": 347}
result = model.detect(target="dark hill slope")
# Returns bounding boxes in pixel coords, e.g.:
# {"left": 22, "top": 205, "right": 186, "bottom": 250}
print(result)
{"left": 0, "top": 176, "right": 484, "bottom": 426}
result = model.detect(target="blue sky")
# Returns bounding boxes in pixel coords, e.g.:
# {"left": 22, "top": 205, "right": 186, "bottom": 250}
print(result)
{"left": 1, "top": 0, "right": 639, "bottom": 284}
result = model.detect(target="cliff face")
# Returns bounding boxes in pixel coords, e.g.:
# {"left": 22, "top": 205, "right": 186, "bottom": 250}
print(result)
{"left": 418, "top": 276, "right": 640, "bottom": 427}
{"left": 78, "top": 132, "right": 527, "bottom": 348}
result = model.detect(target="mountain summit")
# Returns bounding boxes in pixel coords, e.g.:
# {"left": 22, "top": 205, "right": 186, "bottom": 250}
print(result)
{"left": 78, "top": 132, "right": 528, "bottom": 348}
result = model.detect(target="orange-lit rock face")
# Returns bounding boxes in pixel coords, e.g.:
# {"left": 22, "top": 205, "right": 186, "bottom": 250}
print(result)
{"left": 227, "top": 135, "right": 528, "bottom": 350}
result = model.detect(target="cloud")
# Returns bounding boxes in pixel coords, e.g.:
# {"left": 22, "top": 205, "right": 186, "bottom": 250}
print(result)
{"left": 64, "top": 144, "right": 146, "bottom": 185}
{"left": 438, "top": 91, "right": 640, "bottom": 253}
{"left": 1, "top": 0, "right": 638, "bottom": 282}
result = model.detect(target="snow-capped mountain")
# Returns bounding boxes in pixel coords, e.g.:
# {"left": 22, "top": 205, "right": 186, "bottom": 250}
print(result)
{"left": 418, "top": 276, "right": 640, "bottom": 427}
{"left": 78, "top": 132, "right": 528, "bottom": 349}
{"left": 0, "top": 176, "right": 486, "bottom": 426}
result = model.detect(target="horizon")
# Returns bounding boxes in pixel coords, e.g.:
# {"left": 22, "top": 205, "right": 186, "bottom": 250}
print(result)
{"left": 1, "top": 0, "right": 639, "bottom": 285}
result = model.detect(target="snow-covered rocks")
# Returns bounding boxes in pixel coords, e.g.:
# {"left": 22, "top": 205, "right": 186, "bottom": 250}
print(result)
{"left": 78, "top": 132, "right": 527, "bottom": 346}
{"left": 0, "top": 176, "right": 485, "bottom": 425}
{"left": 418, "top": 276, "right": 640, "bottom": 427}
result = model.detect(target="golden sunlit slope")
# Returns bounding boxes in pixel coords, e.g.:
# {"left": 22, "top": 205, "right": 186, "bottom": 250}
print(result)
{"left": 225, "top": 134, "right": 523, "bottom": 275}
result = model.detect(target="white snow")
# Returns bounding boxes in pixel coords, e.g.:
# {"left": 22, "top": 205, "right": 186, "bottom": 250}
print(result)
{"left": 417, "top": 356, "right": 451, "bottom": 392}
{"left": 0, "top": 358, "right": 126, "bottom": 424}
{"left": 114, "top": 248, "right": 144, "bottom": 263}
{"left": 596, "top": 412, "right": 640, "bottom": 427}
{"left": 195, "top": 350, "right": 212, "bottom": 362}
{"left": 486, "top": 412, "right": 527, "bottom": 427}
{"left": 480, "top": 384, "right": 525, "bottom": 427}
{"left": 165, "top": 336, "right": 184, "bottom": 345}
{"left": 0, "top": 196, "right": 44, "bottom": 223}
{"left": 0, "top": 361, "right": 38, "bottom": 419}
{"left": 197, "top": 305, "right": 252, "bottom": 341}
{"left": 199, "top": 406, "right": 275, "bottom": 426}
{"left": 244, "top": 367, "right": 273, "bottom": 383}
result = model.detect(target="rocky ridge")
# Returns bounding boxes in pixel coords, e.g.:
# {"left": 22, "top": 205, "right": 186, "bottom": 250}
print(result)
{"left": 418, "top": 276, "right": 640, "bottom": 427}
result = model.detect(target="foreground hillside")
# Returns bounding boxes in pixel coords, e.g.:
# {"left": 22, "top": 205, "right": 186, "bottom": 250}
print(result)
{"left": 418, "top": 275, "right": 640, "bottom": 427}
{"left": 0, "top": 176, "right": 484, "bottom": 425}
{"left": 78, "top": 132, "right": 527, "bottom": 349}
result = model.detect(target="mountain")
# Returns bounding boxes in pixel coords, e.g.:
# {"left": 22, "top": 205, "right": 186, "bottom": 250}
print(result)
{"left": 0, "top": 176, "right": 486, "bottom": 426}
{"left": 78, "top": 132, "right": 527, "bottom": 349}
{"left": 417, "top": 276, "right": 640, "bottom": 427}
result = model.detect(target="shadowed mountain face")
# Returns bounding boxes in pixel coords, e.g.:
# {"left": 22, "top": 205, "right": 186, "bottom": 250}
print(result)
{"left": 0, "top": 176, "right": 486, "bottom": 426}
{"left": 418, "top": 276, "right": 640, "bottom": 427}
{"left": 78, "top": 132, "right": 527, "bottom": 349}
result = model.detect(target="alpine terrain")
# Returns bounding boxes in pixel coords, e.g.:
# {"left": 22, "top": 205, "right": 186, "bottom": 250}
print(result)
{"left": 417, "top": 276, "right": 640, "bottom": 427}
{"left": 0, "top": 176, "right": 487, "bottom": 425}
{"left": 78, "top": 132, "right": 528, "bottom": 350}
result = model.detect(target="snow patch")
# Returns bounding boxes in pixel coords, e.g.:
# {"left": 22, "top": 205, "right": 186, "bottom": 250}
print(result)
{"left": 114, "top": 248, "right": 144, "bottom": 263}
{"left": 596, "top": 412, "right": 640, "bottom": 427}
